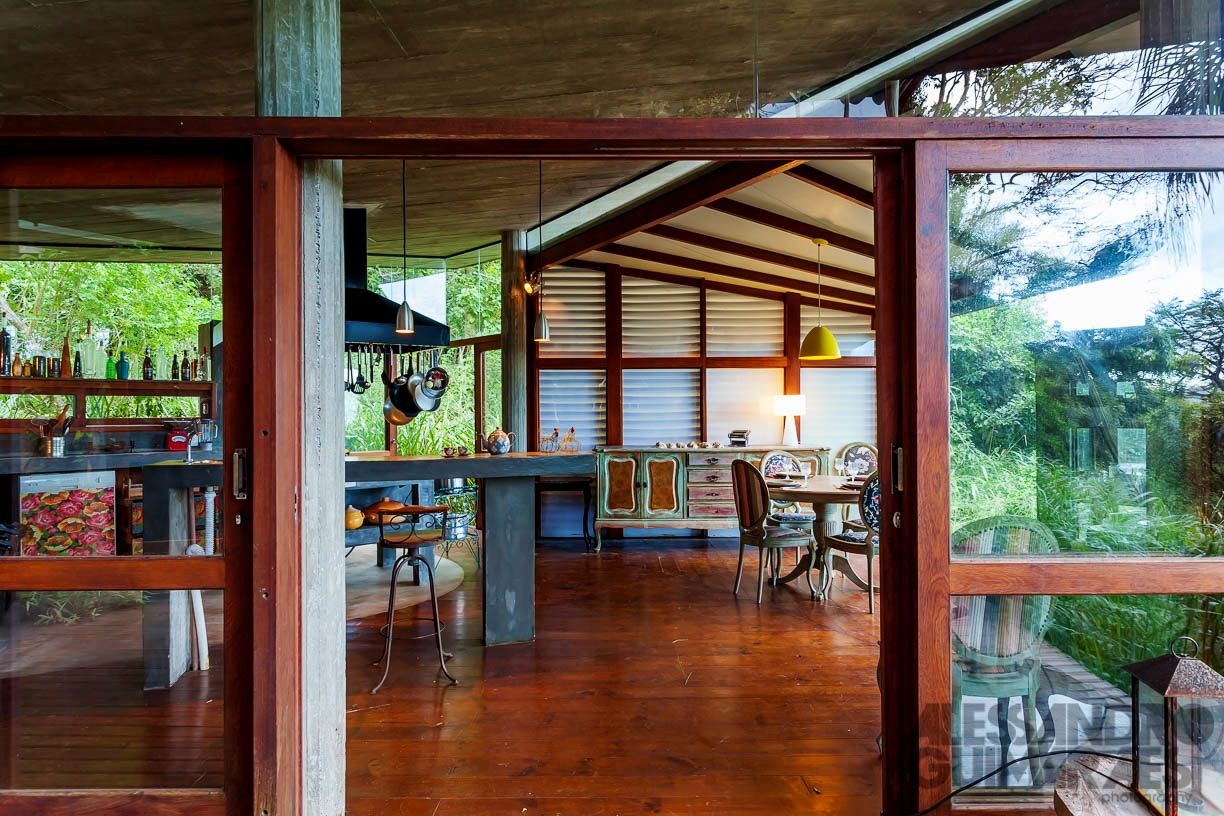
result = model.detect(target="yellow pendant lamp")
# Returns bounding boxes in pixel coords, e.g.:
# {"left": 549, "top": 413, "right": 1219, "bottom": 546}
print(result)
{"left": 799, "top": 238, "right": 841, "bottom": 360}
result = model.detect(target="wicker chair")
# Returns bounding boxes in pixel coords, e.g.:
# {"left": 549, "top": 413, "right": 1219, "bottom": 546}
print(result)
{"left": 950, "top": 515, "right": 1059, "bottom": 786}
{"left": 730, "top": 459, "right": 818, "bottom": 604}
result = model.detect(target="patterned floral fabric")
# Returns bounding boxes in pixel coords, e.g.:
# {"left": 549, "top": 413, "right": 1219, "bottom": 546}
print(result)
{"left": 761, "top": 453, "right": 803, "bottom": 478}
{"left": 21, "top": 487, "right": 116, "bottom": 557}
{"left": 840, "top": 444, "right": 878, "bottom": 477}
{"left": 860, "top": 474, "right": 881, "bottom": 533}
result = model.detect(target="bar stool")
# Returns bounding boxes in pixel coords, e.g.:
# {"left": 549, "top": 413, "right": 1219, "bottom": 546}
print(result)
{"left": 371, "top": 505, "right": 457, "bottom": 692}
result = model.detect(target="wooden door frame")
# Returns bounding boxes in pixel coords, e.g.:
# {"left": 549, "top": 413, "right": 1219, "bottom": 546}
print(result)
{"left": 911, "top": 137, "right": 1224, "bottom": 816}
{"left": 1, "top": 117, "right": 1221, "bottom": 816}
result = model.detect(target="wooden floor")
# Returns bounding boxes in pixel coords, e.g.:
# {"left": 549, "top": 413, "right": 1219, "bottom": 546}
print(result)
{"left": 345, "top": 537, "right": 883, "bottom": 816}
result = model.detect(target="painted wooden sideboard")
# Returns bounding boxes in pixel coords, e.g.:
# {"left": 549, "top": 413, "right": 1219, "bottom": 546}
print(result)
{"left": 594, "top": 446, "right": 830, "bottom": 549}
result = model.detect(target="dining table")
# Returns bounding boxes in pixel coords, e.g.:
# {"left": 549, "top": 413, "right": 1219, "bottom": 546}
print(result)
{"left": 766, "top": 474, "right": 871, "bottom": 600}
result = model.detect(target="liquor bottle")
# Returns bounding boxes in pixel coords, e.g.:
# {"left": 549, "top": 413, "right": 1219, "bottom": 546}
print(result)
{"left": 73, "top": 350, "right": 82, "bottom": 378}
{"left": 60, "top": 333, "right": 71, "bottom": 379}
{"left": 190, "top": 354, "right": 198, "bottom": 382}
{"left": 0, "top": 323, "right": 9, "bottom": 376}
{"left": 105, "top": 351, "right": 117, "bottom": 380}
{"left": 180, "top": 351, "right": 191, "bottom": 382}
{"left": 142, "top": 346, "right": 154, "bottom": 380}
{"left": 116, "top": 351, "right": 130, "bottom": 380}
{"left": 11, "top": 352, "right": 20, "bottom": 378}
{"left": 171, "top": 353, "right": 179, "bottom": 380}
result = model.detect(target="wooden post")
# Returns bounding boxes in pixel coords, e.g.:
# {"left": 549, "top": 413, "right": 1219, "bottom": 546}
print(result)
{"left": 501, "top": 229, "right": 528, "bottom": 451}
{"left": 255, "top": 2, "right": 344, "bottom": 815}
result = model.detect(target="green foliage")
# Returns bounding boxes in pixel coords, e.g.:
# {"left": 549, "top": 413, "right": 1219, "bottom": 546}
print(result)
{"left": 19, "top": 590, "right": 146, "bottom": 626}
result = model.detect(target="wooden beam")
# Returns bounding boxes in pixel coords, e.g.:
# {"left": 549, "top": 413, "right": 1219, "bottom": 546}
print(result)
{"left": 532, "top": 161, "right": 801, "bottom": 270}
{"left": 596, "top": 243, "right": 875, "bottom": 308}
{"left": 644, "top": 223, "right": 876, "bottom": 288}
{"left": 706, "top": 198, "right": 875, "bottom": 259}
{"left": 613, "top": 265, "right": 874, "bottom": 316}
{"left": 0, "top": 555, "right": 225, "bottom": 590}
{"left": 785, "top": 164, "right": 874, "bottom": 207}
{"left": 950, "top": 558, "right": 1224, "bottom": 596}
{"left": 0, "top": 790, "right": 226, "bottom": 816}
{"left": 605, "top": 266, "right": 623, "bottom": 446}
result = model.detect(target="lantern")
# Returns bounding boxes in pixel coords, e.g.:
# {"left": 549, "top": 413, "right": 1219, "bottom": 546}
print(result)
{"left": 1123, "top": 637, "right": 1224, "bottom": 815}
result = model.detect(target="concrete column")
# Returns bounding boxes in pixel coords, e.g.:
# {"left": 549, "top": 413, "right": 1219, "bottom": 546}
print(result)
{"left": 255, "top": 2, "right": 345, "bottom": 815}
{"left": 501, "top": 230, "right": 528, "bottom": 451}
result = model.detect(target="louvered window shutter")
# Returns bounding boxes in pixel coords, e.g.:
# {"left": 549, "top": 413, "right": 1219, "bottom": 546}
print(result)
{"left": 705, "top": 368, "right": 785, "bottom": 445}
{"left": 538, "top": 370, "right": 607, "bottom": 449}
{"left": 623, "top": 369, "right": 700, "bottom": 445}
{"left": 799, "top": 305, "right": 875, "bottom": 356}
{"left": 706, "top": 290, "right": 784, "bottom": 357}
{"left": 622, "top": 276, "right": 700, "bottom": 358}
{"left": 799, "top": 368, "right": 876, "bottom": 451}
{"left": 540, "top": 266, "right": 605, "bottom": 358}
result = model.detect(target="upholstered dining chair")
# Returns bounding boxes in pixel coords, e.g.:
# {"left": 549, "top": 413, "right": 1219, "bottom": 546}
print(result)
{"left": 371, "top": 505, "right": 457, "bottom": 692}
{"left": 950, "top": 516, "right": 1058, "bottom": 787}
{"left": 821, "top": 471, "right": 881, "bottom": 613}
{"left": 835, "top": 442, "right": 879, "bottom": 524}
{"left": 759, "top": 449, "right": 819, "bottom": 570}
{"left": 730, "top": 459, "right": 818, "bottom": 604}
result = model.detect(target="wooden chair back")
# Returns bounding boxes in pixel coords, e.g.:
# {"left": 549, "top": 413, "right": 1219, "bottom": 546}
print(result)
{"left": 950, "top": 516, "right": 1059, "bottom": 670}
{"left": 731, "top": 459, "right": 770, "bottom": 536}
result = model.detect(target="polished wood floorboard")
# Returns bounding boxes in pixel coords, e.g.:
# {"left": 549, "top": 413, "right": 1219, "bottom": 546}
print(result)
{"left": 346, "top": 537, "right": 883, "bottom": 815}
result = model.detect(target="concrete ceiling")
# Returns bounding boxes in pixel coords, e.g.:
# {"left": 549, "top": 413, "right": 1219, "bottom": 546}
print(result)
{"left": 0, "top": 0, "right": 995, "bottom": 260}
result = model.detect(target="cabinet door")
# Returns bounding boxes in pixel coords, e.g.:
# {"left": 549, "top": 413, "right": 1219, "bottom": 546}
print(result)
{"left": 640, "top": 452, "right": 686, "bottom": 519}
{"left": 599, "top": 453, "right": 640, "bottom": 518}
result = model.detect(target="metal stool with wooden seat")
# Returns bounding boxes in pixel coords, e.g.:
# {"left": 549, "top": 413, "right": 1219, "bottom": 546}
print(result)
{"left": 371, "top": 505, "right": 457, "bottom": 692}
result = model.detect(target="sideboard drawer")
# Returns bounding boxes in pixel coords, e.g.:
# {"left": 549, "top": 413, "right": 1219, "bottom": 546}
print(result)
{"left": 689, "top": 502, "right": 737, "bottom": 518}
{"left": 687, "top": 467, "right": 732, "bottom": 484}
{"left": 688, "top": 485, "right": 733, "bottom": 502}
{"left": 687, "top": 452, "right": 740, "bottom": 467}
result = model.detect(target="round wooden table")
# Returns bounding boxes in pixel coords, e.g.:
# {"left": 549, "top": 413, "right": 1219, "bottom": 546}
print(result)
{"left": 767, "top": 475, "right": 867, "bottom": 600}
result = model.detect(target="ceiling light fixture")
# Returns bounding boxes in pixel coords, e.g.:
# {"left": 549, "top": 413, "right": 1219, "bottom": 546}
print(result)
{"left": 799, "top": 238, "right": 841, "bottom": 360}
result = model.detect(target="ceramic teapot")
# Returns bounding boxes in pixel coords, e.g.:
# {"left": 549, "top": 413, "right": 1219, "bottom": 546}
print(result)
{"left": 481, "top": 428, "right": 515, "bottom": 455}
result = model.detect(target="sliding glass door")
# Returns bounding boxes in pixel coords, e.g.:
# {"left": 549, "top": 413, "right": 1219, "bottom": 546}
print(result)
{"left": 914, "top": 138, "right": 1224, "bottom": 814}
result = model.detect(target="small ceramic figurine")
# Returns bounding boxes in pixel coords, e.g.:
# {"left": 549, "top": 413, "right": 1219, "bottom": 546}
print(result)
{"left": 481, "top": 428, "right": 514, "bottom": 455}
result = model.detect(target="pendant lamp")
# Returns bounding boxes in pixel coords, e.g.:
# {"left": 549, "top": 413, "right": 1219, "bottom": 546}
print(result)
{"left": 532, "top": 161, "right": 551, "bottom": 342}
{"left": 395, "top": 159, "right": 415, "bottom": 335}
{"left": 799, "top": 238, "right": 840, "bottom": 360}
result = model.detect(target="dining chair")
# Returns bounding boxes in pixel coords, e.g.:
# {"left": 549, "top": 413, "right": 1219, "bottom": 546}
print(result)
{"left": 821, "top": 471, "right": 881, "bottom": 613}
{"left": 730, "top": 459, "right": 818, "bottom": 604}
{"left": 759, "top": 448, "right": 819, "bottom": 572}
{"left": 950, "top": 515, "right": 1059, "bottom": 787}
{"left": 835, "top": 442, "right": 878, "bottom": 523}
{"left": 371, "top": 505, "right": 457, "bottom": 692}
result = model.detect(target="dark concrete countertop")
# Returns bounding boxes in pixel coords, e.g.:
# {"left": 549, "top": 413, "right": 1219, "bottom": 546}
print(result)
{"left": 0, "top": 450, "right": 201, "bottom": 476}
{"left": 344, "top": 451, "right": 596, "bottom": 481}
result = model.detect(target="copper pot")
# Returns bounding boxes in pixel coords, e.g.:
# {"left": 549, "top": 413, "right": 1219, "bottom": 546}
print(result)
{"left": 362, "top": 496, "right": 407, "bottom": 525}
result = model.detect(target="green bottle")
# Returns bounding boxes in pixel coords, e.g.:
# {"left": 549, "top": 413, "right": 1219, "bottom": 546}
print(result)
{"left": 105, "top": 351, "right": 117, "bottom": 380}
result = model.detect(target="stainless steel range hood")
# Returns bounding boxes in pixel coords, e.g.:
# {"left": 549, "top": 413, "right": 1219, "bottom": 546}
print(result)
{"left": 343, "top": 208, "right": 450, "bottom": 348}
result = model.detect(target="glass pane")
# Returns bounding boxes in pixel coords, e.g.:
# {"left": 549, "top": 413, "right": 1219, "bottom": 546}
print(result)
{"left": 799, "top": 368, "right": 876, "bottom": 453}
{"left": 0, "top": 188, "right": 224, "bottom": 559}
{"left": 951, "top": 593, "right": 1224, "bottom": 810}
{"left": 705, "top": 290, "right": 783, "bottom": 357}
{"left": 949, "top": 170, "right": 1223, "bottom": 557}
{"left": 905, "top": 2, "right": 1223, "bottom": 118}
{"left": 539, "top": 266, "right": 605, "bottom": 358}
{"left": 705, "top": 368, "right": 783, "bottom": 445}
{"left": 622, "top": 277, "right": 699, "bottom": 358}
{"left": 397, "top": 348, "right": 477, "bottom": 455}
{"left": 623, "top": 369, "right": 699, "bottom": 445}
{"left": 483, "top": 350, "right": 502, "bottom": 436}
{"left": 0, "top": 587, "right": 224, "bottom": 789}
{"left": 538, "top": 370, "right": 606, "bottom": 450}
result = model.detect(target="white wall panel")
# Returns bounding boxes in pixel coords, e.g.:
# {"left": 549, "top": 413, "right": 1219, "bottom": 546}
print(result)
{"left": 799, "top": 368, "right": 876, "bottom": 453}
{"left": 705, "top": 368, "right": 785, "bottom": 446}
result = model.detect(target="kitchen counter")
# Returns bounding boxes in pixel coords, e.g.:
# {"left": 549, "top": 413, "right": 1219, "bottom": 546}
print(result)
{"left": 344, "top": 451, "right": 595, "bottom": 481}
{"left": 0, "top": 449, "right": 196, "bottom": 475}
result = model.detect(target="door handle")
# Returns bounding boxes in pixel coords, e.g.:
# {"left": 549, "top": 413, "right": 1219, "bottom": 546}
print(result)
{"left": 232, "top": 448, "right": 248, "bottom": 500}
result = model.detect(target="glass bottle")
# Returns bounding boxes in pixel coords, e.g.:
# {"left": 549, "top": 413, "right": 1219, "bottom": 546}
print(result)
{"left": 171, "top": 352, "right": 179, "bottom": 380}
{"left": 105, "top": 351, "right": 117, "bottom": 380}
{"left": 73, "top": 350, "right": 82, "bottom": 378}
{"left": 180, "top": 351, "right": 191, "bottom": 382}
{"left": 142, "top": 346, "right": 154, "bottom": 380}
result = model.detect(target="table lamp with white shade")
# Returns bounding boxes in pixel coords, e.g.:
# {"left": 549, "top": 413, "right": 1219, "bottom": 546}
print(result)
{"left": 773, "top": 394, "right": 807, "bottom": 447}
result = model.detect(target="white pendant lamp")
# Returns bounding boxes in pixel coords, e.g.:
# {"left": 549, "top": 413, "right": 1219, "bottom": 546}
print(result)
{"left": 799, "top": 237, "right": 840, "bottom": 360}
{"left": 395, "top": 159, "right": 415, "bottom": 335}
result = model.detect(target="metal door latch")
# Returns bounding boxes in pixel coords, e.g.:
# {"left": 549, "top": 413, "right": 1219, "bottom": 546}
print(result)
{"left": 232, "top": 448, "right": 248, "bottom": 500}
